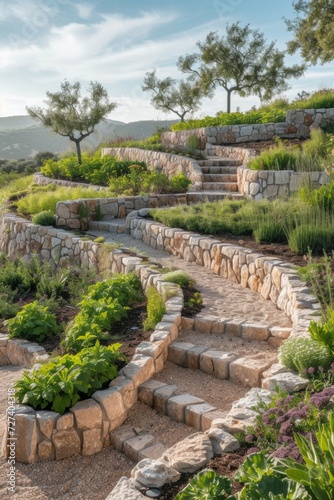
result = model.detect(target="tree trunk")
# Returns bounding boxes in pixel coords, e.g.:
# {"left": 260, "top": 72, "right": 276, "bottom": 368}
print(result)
{"left": 227, "top": 89, "right": 233, "bottom": 113}
{"left": 75, "top": 140, "right": 82, "bottom": 164}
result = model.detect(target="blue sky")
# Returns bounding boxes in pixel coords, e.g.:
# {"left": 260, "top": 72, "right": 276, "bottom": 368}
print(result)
{"left": 0, "top": 0, "right": 333, "bottom": 122}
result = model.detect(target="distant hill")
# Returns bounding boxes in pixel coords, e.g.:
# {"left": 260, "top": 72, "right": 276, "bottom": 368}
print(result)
{"left": 0, "top": 116, "right": 177, "bottom": 160}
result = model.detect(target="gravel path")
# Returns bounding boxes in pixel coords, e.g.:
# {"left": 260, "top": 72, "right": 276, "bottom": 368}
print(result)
{"left": 89, "top": 230, "right": 292, "bottom": 328}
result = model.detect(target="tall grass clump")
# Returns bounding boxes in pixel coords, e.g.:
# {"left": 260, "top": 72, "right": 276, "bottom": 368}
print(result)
{"left": 283, "top": 209, "right": 334, "bottom": 254}
{"left": 143, "top": 286, "right": 166, "bottom": 330}
{"left": 247, "top": 142, "right": 298, "bottom": 171}
{"left": 291, "top": 88, "right": 334, "bottom": 110}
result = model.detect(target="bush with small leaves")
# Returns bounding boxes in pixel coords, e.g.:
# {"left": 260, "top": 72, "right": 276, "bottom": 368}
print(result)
{"left": 32, "top": 210, "right": 56, "bottom": 226}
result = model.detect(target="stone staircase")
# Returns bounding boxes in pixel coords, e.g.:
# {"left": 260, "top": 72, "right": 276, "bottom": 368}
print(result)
{"left": 194, "top": 156, "right": 244, "bottom": 201}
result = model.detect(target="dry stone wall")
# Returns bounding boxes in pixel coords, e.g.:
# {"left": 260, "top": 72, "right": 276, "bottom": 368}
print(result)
{"left": 161, "top": 108, "right": 334, "bottom": 149}
{"left": 238, "top": 167, "right": 330, "bottom": 200}
{"left": 0, "top": 214, "right": 184, "bottom": 464}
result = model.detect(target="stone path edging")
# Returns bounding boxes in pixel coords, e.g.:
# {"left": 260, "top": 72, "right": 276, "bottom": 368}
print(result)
{"left": 127, "top": 216, "right": 321, "bottom": 336}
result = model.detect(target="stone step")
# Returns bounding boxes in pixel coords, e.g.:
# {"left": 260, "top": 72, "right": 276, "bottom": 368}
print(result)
{"left": 138, "top": 380, "right": 228, "bottom": 432}
{"left": 200, "top": 166, "right": 238, "bottom": 174}
{"left": 167, "top": 341, "right": 277, "bottom": 388}
{"left": 202, "top": 174, "right": 238, "bottom": 183}
{"left": 187, "top": 192, "right": 244, "bottom": 202}
{"left": 202, "top": 182, "right": 239, "bottom": 192}
{"left": 198, "top": 158, "right": 241, "bottom": 167}
{"left": 89, "top": 218, "right": 129, "bottom": 234}
{"left": 110, "top": 424, "right": 167, "bottom": 463}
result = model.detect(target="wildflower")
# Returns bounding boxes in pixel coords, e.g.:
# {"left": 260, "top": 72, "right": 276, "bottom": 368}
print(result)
{"left": 245, "top": 434, "right": 254, "bottom": 443}
{"left": 318, "top": 366, "right": 324, "bottom": 373}
{"left": 307, "top": 367, "right": 315, "bottom": 375}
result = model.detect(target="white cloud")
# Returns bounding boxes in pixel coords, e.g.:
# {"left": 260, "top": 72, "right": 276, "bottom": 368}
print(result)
{"left": 74, "top": 3, "right": 94, "bottom": 20}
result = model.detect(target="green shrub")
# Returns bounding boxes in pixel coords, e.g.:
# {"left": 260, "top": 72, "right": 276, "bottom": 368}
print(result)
{"left": 170, "top": 174, "right": 191, "bottom": 192}
{"left": 254, "top": 221, "right": 287, "bottom": 244}
{"left": 302, "top": 129, "right": 330, "bottom": 159}
{"left": 288, "top": 224, "right": 334, "bottom": 254}
{"left": 14, "top": 341, "right": 126, "bottom": 414}
{"left": 279, "top": 336, "right": 332, "bottom": 375}
{"left": 32, "top": 210, "right": 56, "bottom": 226}
{"left": 5, "top": 301, "right": 60, "bottom": 342}
{"left": 291, "top": 88, "right": 334, "bottom": 110}
{"left": 300, "top": 181, "right": 334, "bottom": 212}
{"left": 162, "top": 270, "right": 195, "bottom": 288}
{"left": 144, "top": 286, "right": 166, "bottom": 330}
{"left": 248, "top": 142, "right": 298, "bottom": 171}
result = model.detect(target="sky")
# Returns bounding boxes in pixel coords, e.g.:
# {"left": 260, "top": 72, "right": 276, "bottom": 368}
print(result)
{"left": 0, "top": 0, "right": 333, "bottom": 122}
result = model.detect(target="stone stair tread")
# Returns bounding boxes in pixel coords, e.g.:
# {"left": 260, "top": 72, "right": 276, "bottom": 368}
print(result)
{"left": 202, "top": 182, "right": 238, "bottom": 191}
{"left": 200, "top": 166, "right": 238, "bottom": 174}
{"left": 187, "top": 192, "right": 244, "bottom": 200}
{"left": 202, "top": 174, "right": 238, "bottom": 182}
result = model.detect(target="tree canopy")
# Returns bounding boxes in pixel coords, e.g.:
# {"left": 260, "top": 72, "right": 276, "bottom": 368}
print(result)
{"left": 178, "top": 23, "right": 306, "bottom": 113}
{"left": 286, "top": 0, "right": 334, "bottom": 64}
{"left": 142, "top": 70, "right": 203, "bottom": 122}
{"left": 27, "top": 80, "right": 117, "bottom": 164}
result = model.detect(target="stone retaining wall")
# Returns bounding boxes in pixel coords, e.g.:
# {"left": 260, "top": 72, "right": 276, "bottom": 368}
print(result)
{"left": 33, "top": 173, "right": 107, "bottom": 191}
{"left": 0, "top": 214, "right": 184, "bottom": 463}
{"left": 128, "top": 217, "right": 321, "bottom": 335}
{"left": 101, "top": 147, "right": 203, "bottom": 189}
{"left": 56, "top": 193, "right": 187, "bottom": 231}
{"left": 237, "top": 167, "right": 330, "bottom": 200}
{"left": 161, "top": 108, "right": 334, "bottom": 149}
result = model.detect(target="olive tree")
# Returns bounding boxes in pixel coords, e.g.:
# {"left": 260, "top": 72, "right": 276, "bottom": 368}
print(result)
{"left": 142, "top": 70, "right": 203, "bottom": 122}
{"left": 27, "top": 80, "right": 117, "bottom": 164}
{"left": 286, "top": 0, "right": 334, "bottom": 64}
{"left": 178, "top": 23, "right": 305, "bottom": 113}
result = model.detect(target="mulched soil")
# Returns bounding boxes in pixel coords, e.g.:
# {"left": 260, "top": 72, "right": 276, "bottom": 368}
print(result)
{"left": 159, "top": 449, "right": 248, "bottom": 499}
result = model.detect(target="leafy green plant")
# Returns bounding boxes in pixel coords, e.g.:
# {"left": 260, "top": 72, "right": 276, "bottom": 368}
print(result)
{"left": 175, "top": 469, "right": 232, "bottom": 499}
{"left": 288, "top": 224, "right": 334, "bottom": 255}
{"left": 231, "top": 452, "right": 308, "bottom": 500}
{"left": 32, "top": 210, "right": 56, "bottom": 226}
{"left": 14, "top": 341, "right": 126, "bottom": 414}
{"left": 281, "top": 412, "right": 334, "bottom": 500}
{"left": 5, "top": 301, "right": 60, "bottom": 342}
{"left": 63, "top": 273, "right": 143, "bottom": 352}
{"left": 309, "top": 310, "right": 334, "bottom": 355}
{"left": 279, "top": 336, "right": 332, "bottom": 375}
{"left": 143, "top": 286, "right": 166, "bottom": 330}
{"left": 254, "top": 221, "right": 287, "bottom": 244}
{"left": 248, "top": 142, "right": 298, "bottom": 171}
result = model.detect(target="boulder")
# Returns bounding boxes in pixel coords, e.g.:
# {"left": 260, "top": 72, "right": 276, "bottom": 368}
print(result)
{"left": 162, "top": 433, "right": 213, "bottom": 473}
{"left": 131, "top": 458, "right": 180, "bottom": 488}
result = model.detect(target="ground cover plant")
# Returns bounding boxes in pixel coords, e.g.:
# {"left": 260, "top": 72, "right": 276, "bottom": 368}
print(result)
{"left": 151, "top": 196, "right": 334, "bottom": 255}
{"left": 171, "top": 88, "right": 334, "bottom": 131}
{"left": 247, "top": 129, "right": 332, "bottom": 171}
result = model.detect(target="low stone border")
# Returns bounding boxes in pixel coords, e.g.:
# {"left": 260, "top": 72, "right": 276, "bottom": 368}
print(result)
{"left": 181, "top": 316, "right": 291, "bottom": 348}
{"left": 0, "top": 334, "right": 49, "bottom": 367}
{"left": 0, "top": 217, "right": 186, "bottom": 464}
{"left": 128, "top": 217, "right": 321, "bottom": 336}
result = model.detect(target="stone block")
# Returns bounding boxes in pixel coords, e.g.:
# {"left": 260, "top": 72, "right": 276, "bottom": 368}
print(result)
{"left": 154, "top": 385, "right": 179, "bottom": 415}
{"left": 225, "top": 320, "right": 244, "bottom": 337}
{"left": 241, "top": 323, "right": 270, "bottom": 341}
{"left": 52, "top": 428, "right": 81, "bottom": 460}
{"left": 229, "top": 354, "right": 277, "bottom": 387}
{"left": 82, "top": 427, "right": 103, "bottom": 456}
{"left": 110, "top": 425, "right": 139, "bottom": 452}
{"left": 138, "top": 442, "right": 167, "bottom": 461}
{"left": 36, "top": 411, "right": 59, "bottom": 439}
{"left": 201, "top": 410, "right": 229, "bottom": 432}
{"left": 138, "top": 380, "right": 167, "bottom": 407}
{"left": 123, "top": 434, "right": 156, "bottom": 462}
{"left": 113, "top": 378, "right": 138, "bottom": 411}
{"left": 168, "top": 342, "right": 195, "bottom": 367}
{"left": 187, "top": 345, "right": 209, "bottom": 370}
{"left": 14, "top": 413, "right": 38, "bottom": 464}
{"left": 92, "top": 387, "right": 125, "bottom": 423}
{"left": 70, "top": 399, "right": 102, "bottom": 430}
{"left": 38, "top": 439, "right": 54, "bottom": 461}
{"left": 207, "top": 428, "right": 240, "bottom": 455}
{"left": 167, "top": 394, "right": 204, "bottom": 423}
{"left": 56, "top": 413, "right": 73, "bottom": 430}
{"left": 185, "top": 403, "right": 217, "bottom": 431}
{"left": 163, "top": 433, "right": 213, "bottom": 473}
{"left": 200, "top": 351, "right": 237, "bottom": 379}
{"left": 119, "top": 355, "right": 155, "bottom": 387}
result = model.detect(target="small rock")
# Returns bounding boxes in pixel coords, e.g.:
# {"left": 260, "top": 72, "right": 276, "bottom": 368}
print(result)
{"left": 106, "top": 477, "right": 145, "bottom": 499}
{"left": 207, "top": 428, "right": 240, "bottom": 455}
{"left": 162, "top": 433, "right": 213, "bottom": 473}
{"left": 131, "top": 459, "right": 180, "bottom": 488}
